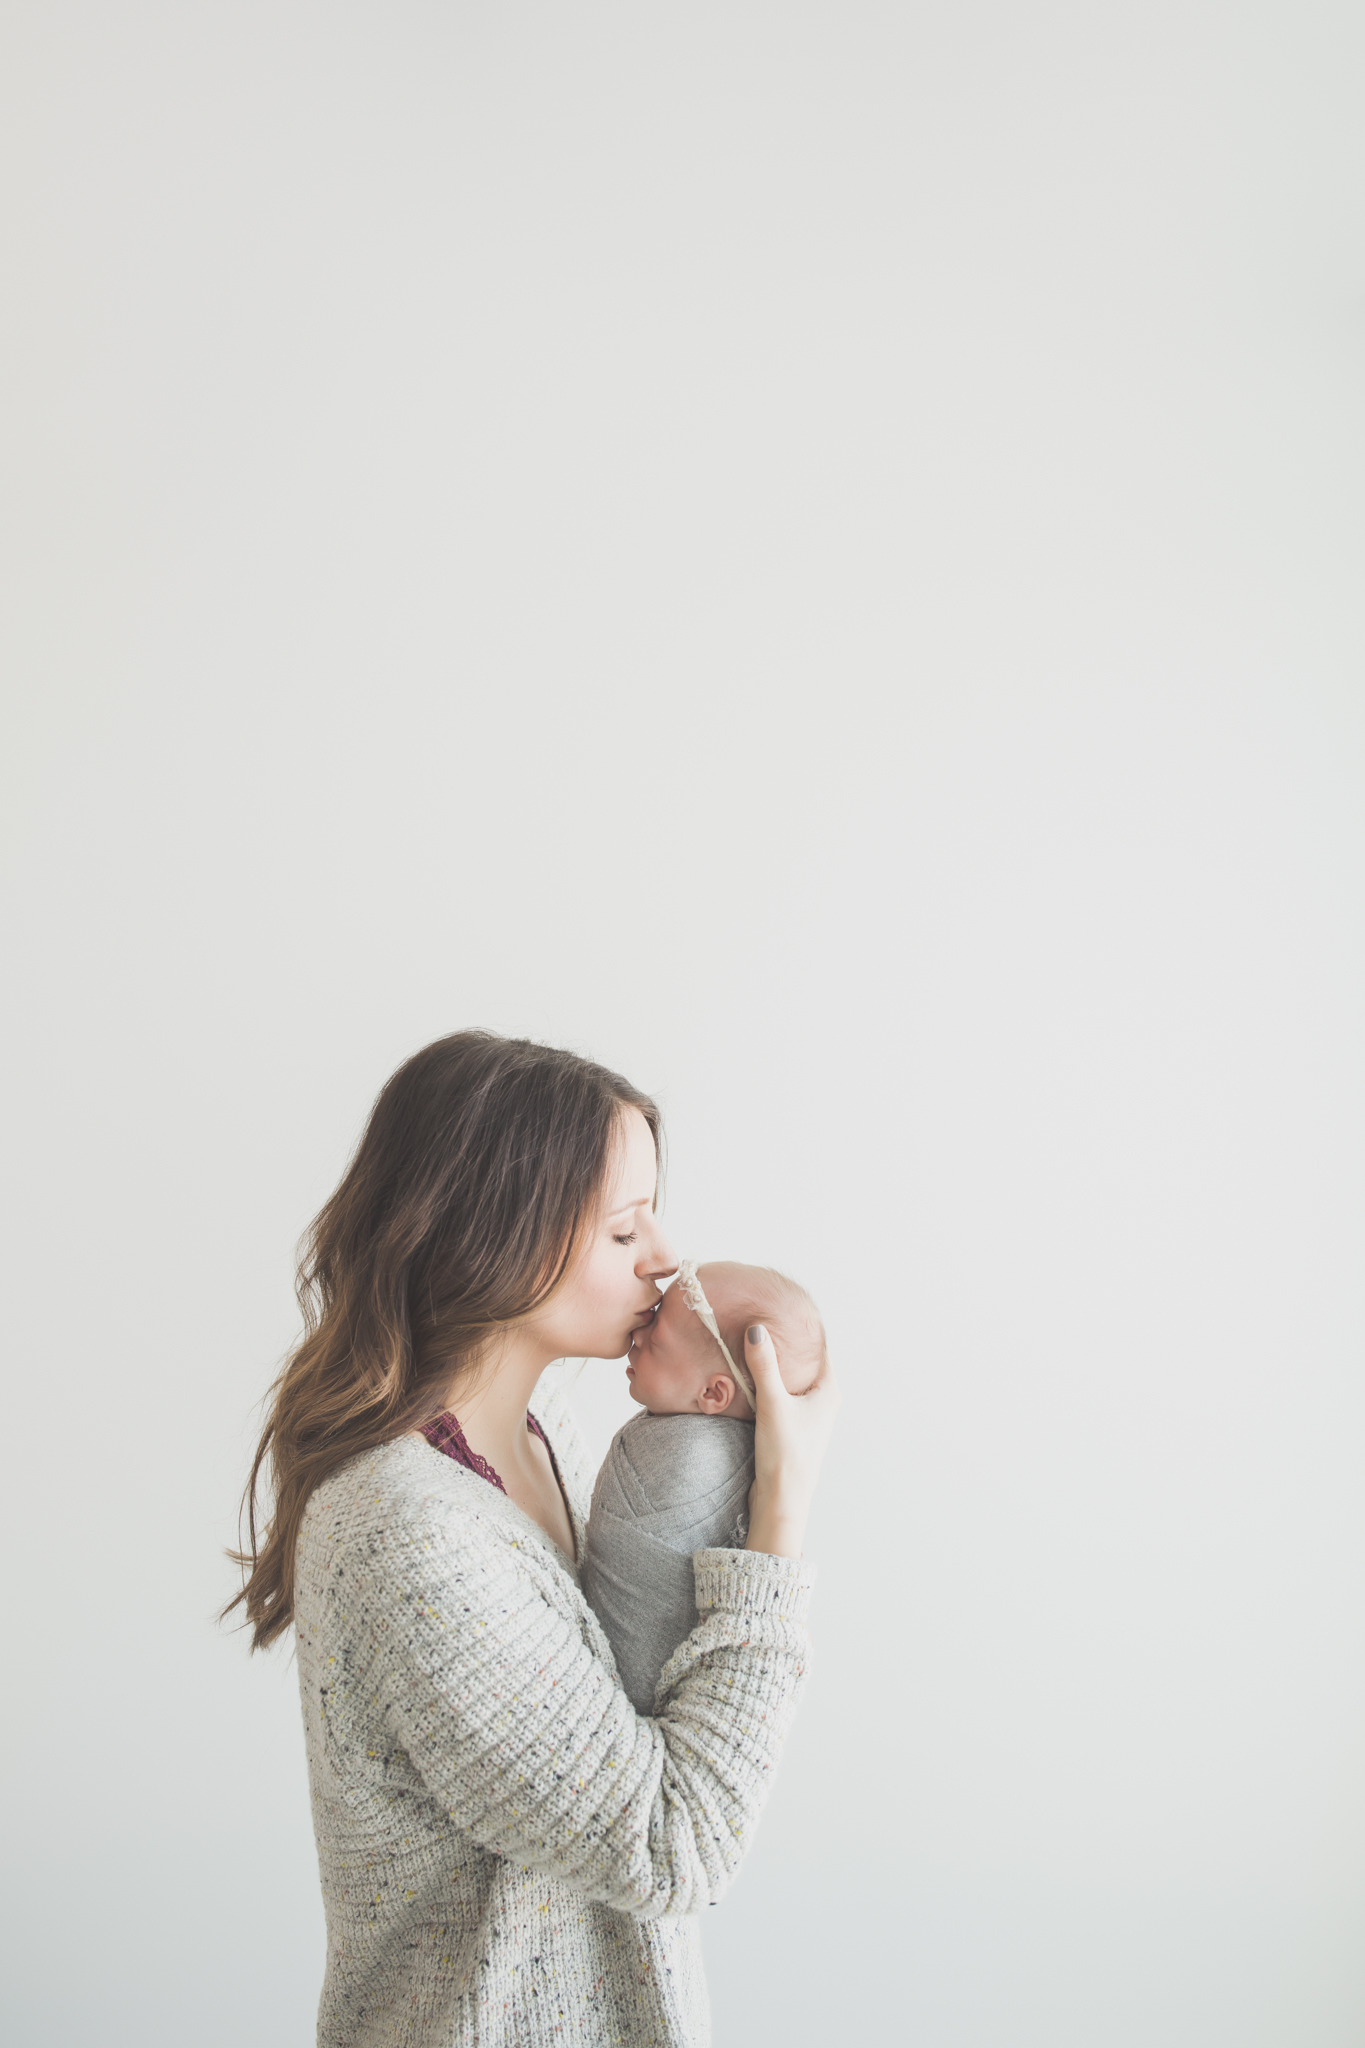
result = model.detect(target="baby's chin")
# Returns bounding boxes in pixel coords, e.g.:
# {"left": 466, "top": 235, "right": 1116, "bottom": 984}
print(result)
{"left": 625, "top": 1364, "right": 682, "bottom": 1414}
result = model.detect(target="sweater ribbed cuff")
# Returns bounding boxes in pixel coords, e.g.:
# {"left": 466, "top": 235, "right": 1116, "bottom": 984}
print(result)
{"left": 692, "top": 1546, "right": 816, "bottom": 1622}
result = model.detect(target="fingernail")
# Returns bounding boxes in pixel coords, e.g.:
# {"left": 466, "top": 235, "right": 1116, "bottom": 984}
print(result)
{"left": 747, "top": 1324, "right": 766, "bottom": 1347}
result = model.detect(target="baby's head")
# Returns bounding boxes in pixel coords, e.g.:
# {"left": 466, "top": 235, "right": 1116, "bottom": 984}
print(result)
{"left": 626, "top": 1260, "right": 826, "bottom": 1419}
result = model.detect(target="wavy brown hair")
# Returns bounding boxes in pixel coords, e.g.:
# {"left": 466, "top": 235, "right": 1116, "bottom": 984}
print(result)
{"left": 226, "top": 1030, "right": 661, "bottom": 1650}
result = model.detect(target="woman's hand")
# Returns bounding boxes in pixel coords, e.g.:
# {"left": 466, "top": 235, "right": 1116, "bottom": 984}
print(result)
{"left": 744, "top": 1325, "right": 841, "bottom": 1560}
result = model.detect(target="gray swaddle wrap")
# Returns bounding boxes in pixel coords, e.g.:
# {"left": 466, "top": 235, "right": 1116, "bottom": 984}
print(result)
{"left": 582, "top": 1411, "right": 755, "bottom": 1715}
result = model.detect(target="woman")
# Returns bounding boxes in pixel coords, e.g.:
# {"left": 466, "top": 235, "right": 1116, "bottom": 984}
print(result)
{"left": 230, "top": 1030, "right": 839, "bottom": 2047}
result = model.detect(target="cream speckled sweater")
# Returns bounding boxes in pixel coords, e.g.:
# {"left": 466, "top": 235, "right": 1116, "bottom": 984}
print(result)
{"left": 293, "top": 1368, "right": 815, "bottom": 2047}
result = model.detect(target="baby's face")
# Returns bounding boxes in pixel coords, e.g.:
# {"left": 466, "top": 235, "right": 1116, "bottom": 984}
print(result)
{"left": 626, "top": 1280, "right": 751, "bottom": 1418}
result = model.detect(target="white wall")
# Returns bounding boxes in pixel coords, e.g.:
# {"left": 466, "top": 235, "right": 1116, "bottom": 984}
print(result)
{"left": 2, "top": 4, "right": 1362, "bottom": 2041}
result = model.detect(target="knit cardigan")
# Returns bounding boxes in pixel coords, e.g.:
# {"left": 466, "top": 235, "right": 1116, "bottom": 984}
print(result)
{"left": 293, "top": 1367, "right": 816, "bottom": 2047}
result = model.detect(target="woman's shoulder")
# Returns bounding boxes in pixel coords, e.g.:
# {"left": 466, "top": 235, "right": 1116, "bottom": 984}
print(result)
{"left": 297, "top": 1366, "right": 594, "bottom": 1574}
{"left": 299, "top": 1435, "right": 501, "bottom": 1558}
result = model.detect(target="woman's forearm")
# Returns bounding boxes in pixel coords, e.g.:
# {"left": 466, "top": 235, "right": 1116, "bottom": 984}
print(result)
{"left": 363, "top": 1513, "right": 814, "bottom": 1919}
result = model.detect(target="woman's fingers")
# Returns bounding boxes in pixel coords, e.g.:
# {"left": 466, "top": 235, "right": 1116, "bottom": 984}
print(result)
{"left": 743, "top": 1323, "right": 840, "bottom": 1559}
{"left": 746, "top": 1322, "right": 840, "bottom": 1414}
{"left": 743, "top": 1323, "right": 786, "bottom": 1403}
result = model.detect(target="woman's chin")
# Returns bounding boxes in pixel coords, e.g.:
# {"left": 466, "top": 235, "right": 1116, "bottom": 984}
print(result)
{"left": 575, "top": 1334, "right": 637, "bottom": 1363}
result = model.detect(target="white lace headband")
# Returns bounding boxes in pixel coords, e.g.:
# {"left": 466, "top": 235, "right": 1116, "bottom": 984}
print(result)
{"left": 674, "top": 1259, "right": 757, "bottom": 1409}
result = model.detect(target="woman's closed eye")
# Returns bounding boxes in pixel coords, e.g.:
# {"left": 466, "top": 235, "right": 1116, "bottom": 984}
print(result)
{"left": 613, "top": 1231, "right": 638, "bottom": 1246}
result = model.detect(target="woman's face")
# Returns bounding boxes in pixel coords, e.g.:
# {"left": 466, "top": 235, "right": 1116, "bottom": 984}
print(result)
{"left": 529, "top": 1107, "right": 677, "bottom": 1361}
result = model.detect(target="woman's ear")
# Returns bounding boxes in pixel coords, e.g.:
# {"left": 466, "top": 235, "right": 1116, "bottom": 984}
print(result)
{"left": 696, "top": 1374, "right": 736, "bottom": 1414}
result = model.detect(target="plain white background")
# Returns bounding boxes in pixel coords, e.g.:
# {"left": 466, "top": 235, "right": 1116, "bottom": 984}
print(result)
{"left": 2, "top": 3, "right": 1362, "bottom": 2041}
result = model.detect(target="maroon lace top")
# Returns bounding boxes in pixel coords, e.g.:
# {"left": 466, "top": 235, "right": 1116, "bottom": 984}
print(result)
{"left": 419, "top": 1407, "right": 554, "bottom": 1497}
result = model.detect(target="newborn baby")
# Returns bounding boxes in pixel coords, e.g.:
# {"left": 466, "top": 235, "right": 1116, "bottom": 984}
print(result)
{"left": 582, "top": 1258, "right": 826, "bottom": 1715}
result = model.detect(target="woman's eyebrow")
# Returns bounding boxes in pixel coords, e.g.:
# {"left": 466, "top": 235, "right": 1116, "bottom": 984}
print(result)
{"left": 605, "top": 1190, "right": 654, "bottom": 1218}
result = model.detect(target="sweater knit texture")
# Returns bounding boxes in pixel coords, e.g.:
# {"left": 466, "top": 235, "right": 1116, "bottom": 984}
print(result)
{"left": 294, "top": 1368, "right": 815, "bottom": 2047}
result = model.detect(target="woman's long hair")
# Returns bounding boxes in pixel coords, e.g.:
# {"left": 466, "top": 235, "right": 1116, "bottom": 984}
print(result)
{"left": 226, "top": 1030, "right": 661, "bottom": 1650}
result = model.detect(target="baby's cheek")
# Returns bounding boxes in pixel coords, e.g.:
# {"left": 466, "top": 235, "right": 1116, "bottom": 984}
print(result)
{"left": 633, "top": 1363, "right": 667, "bottom": 1412}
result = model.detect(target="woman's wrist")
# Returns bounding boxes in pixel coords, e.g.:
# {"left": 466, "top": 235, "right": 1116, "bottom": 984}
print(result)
{"left": 745, "top": 1503, "right": 807, "bottom": 1560}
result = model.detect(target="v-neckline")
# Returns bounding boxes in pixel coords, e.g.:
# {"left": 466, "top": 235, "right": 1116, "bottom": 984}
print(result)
{"left": 418, "top": 1409, "right": 579, "bottom": 1569}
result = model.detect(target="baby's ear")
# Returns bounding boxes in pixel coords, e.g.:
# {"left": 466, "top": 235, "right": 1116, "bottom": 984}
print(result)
{"left": 696, "top": 1374, "right": 735, "bottom": 1414}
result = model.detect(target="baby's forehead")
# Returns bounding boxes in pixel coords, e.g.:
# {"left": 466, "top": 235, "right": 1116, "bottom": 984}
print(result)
{"left": 665, "top": 1265, "right": 738, "bottom": 1316}
{"left": 661, "top": 1282, "right": 705, "bottom": 1330}
{"left": 692, "top": 1261, "right": 751, "bottom": 1312}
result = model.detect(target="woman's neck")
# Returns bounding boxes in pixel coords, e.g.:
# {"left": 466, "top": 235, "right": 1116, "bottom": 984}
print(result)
{"left": 443, "top": 1333, "right": 553, "bottom": 1483}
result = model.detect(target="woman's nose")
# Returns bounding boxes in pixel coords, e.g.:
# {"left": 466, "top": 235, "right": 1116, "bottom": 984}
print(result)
{"left": 639, "top": 1224, "right": 677, "bottom": 1280}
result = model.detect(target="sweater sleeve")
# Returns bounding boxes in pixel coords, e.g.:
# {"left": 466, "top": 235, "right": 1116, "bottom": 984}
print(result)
{"left": 348, "top": 1512, "right": 814, "bottom": 1920}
